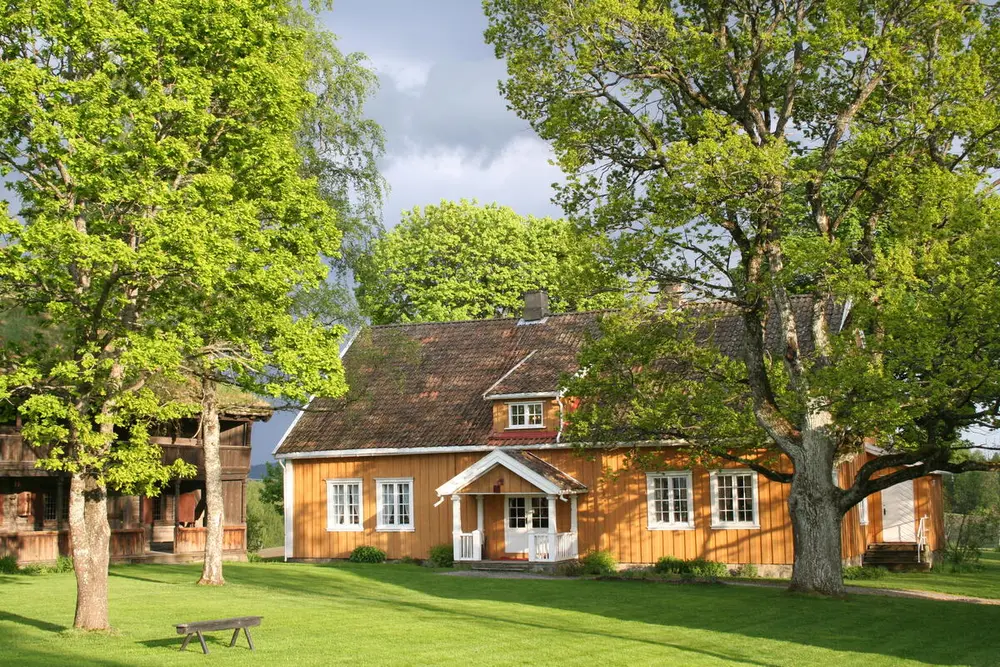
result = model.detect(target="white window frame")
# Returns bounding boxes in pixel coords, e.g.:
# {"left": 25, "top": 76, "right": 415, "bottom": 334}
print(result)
{"left": 375, "top": 477, "right": 415, "bottom": 532}
{"left": 857, "top": 496, "right": 869, "bottom": 526}
{"left": 832, "top": 466, "right": 840, "bottom": 488}
{"left": 507, "top": 401, "right": 544, "bottom": 429}
{"left": 709, "top": 470, "right": 760, "bottom": 529}
{"left": 645, "top": 472, "right": 694, "bottom": 530}
{"left": 326, "top": 478, "right": 363, "bottom": 532}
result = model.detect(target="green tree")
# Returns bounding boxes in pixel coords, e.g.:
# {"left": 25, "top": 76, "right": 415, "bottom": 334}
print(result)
{"left": 354, "top": 199, "right": 626, "bottom": 324}
{"left": 260, "top": 461, "right": 285, "bottom": 514}
{"left": 487, "top": 0, "right": 1000, "bottom": 595}
{"left": 946, "top": 452, "right": 1000, "bottom": 515}
{"left": 0, "top": 0, "right": 343, "bottom": 628}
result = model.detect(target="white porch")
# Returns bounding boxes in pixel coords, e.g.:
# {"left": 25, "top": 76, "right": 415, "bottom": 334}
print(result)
{"left": 436, "top": 449, "right": 587, "bottom": 564}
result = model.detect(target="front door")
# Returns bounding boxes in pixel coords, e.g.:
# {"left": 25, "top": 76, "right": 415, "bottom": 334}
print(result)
{"left": 504, "top": 496, "right": 549, "bottom": 555}
{"left": 881, "top": 480, "right": 916, "bottom": 542}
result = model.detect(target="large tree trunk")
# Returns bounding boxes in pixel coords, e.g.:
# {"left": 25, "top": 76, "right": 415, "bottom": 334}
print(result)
{"left": 69, "top": 472, "right": 111, "bottom": 630}
{"left": 787, "top": 432, "right": 846, "bottom": 596}
{"left": 198, "top": 377, "right": 225, "bottom": 586}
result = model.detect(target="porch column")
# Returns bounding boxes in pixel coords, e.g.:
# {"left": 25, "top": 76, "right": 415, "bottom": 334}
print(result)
{"left": 451, "top": 495, "right": 462, "bottom": 534}
{"left": 476, "top": 495, "right": 484, "bottom": 534}
{"left": 547, "top": 494, "right": 557, "bottom": 536}
{"left": 570, "top": 495, "right": 578, "bottom": 532}
{"left": 451, "top": 494, "right": 462, "bottom": 561}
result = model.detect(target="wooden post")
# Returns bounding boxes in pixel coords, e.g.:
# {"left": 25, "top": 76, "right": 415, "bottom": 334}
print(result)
{"left": 451, "top": 495, "right": 462, "bottom": 534}
{"left": 570, "top": 495, "right": 578, "bottom": 532}
{"left": 55, "top": 476, "right": 65, "bottom": 531}
{"left": 476, "top": 495, "right": 484, "bottom": 534}
{"left": 547, "top": 495, "right": 557, "bottom": 536}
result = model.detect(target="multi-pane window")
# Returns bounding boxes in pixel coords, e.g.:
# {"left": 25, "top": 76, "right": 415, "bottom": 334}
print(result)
{"left": 327, "top": 479, "right": 362, "bottom": 531}
{"left": 857, "top": 496, "right": 869, "bottom": 526}
{"left": 712, "top": 471, "right": 758, "bottom": 528}
{"left": 151, "top": 496, "right": 164, "bottom": 522}
{"left": 376, "top": 478, "right": 414, "bottom": 531}
{"left": 508, "top": 497, "right": 526, "bottom": 528}
{"left": 530, "top": 497, "right": 549, "bottom": 529}
{"left": 508, "top": 402, "right": 544, "bottom": 428}
{"left": 646, "top": 472, "right": 694, "bottom": 529}
{"left": 43, "top": 492, "right": 58, "bottom": 521}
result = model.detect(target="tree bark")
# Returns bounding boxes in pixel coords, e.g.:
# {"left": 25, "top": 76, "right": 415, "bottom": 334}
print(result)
{"left": 787, "top": 429, "right": 846, "bottom": 596}
{"left": 198, "top": 377, "right": 225, "bottom": 586}
{"left": 69, "top": 472, "right": 111, "bottom": 630}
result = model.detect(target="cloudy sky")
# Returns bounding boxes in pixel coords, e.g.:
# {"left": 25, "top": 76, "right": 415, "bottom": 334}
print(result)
{"left": 251, "top": 1, "right": 564, "bottom": 463}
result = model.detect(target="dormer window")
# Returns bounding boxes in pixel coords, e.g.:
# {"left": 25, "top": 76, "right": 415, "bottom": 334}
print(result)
{"left": 508, "top": 402, "right": 544, "bottom": 429}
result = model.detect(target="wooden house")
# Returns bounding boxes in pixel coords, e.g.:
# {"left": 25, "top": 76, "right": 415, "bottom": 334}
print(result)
{"left": 0, "top": 397, "right": 271, "bottom": 564}
{"left": 275, "top": 292, "right": 944, "bottom": 574}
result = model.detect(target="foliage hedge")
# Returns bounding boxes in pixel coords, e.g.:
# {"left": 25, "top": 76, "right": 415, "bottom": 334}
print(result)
{"left": 654, "top": 556, "right": 728, "bottom": 578}
{"left": 349, "top": 546, "right": 387, "bottom": 564}
{"left": 579, "top": 550, "right": 618, "bottom": 575}
{"left": 843, "top": 566, "right": 889, "bottom": 580}
{"left": 428, "top": 544, "right": 454, "bottom": 568}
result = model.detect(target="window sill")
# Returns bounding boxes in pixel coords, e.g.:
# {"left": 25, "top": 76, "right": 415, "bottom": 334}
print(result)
{"left": 506, "top": 425, "right": 546, "bottom": 430}
{"left": 376, "top": 525, "right": 415, "bottom": 532}
{"left": 711, "top": 522, "right": 760, "bottom": 530}
{"left": 647, "top": 524, "right": 695, "bottom": 531}
{"left": 326, "top": 525, "right": 363, "bottom": 533}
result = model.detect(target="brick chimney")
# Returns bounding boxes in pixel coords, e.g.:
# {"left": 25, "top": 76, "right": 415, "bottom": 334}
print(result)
{"left": 658, "top": 283, "right": 685, "bottom": 309}
{"left": 522, "top": 290, "right": 550, "bottom": 322}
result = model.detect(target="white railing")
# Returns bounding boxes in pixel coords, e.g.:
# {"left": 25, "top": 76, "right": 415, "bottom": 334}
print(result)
{"left": 917, "top": 515, "right": 928, "bottom": 564}
{"left": 528, "top": 532, "right": 577, "bottom": 562}
{"left": 555, "top": 532, "right": 578, "bottom": 561}
{"left": 454, "top": 531, "right": 482, "bottom": 562}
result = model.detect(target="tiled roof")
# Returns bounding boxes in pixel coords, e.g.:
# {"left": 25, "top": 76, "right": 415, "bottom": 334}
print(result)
{"left": 276, "top": 313, "right": 601, "bottom": 454}
{"left": 276, "top": 296, "right": 844, "bottom": 455}
{"left": 506, "top": 450, "right": 587, "bottom": 492}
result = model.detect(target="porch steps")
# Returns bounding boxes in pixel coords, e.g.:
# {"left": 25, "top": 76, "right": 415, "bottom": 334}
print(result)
{"left": 863, "top": 543, "right": 929, "bottom": 571}
{"left": 469, "top": 560, "right": 558, "bottom": 574}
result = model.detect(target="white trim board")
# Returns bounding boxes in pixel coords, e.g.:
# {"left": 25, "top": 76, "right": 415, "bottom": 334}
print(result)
{"left": 275, "top": 440, "right": 687, "bottom": 460}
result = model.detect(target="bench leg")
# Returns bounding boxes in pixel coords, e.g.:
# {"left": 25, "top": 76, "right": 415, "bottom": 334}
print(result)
{"left": 197, "top": 631, "right": 209, "bottom": 655}
{"left": 244, "top": 626, "right": 256, "bottom": 651}
{"left": 180, "top": 633, "right": 193, "bottom": 652}
{"left": 230, "top": 628, "right": 240, "bottom": 647}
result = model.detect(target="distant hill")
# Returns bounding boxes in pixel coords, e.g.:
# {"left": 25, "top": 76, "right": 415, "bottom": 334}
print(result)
{"left": 249, "top": 463, "right": 274, "bottom": 480}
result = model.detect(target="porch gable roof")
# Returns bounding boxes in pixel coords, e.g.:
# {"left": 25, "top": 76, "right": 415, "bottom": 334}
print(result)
{"left": 436, "top": 449, "right": 587, "bottom": 497}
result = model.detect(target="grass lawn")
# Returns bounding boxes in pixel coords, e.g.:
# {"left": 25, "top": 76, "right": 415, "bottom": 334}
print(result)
{"left": 2, "top": 562, "right": 998, "bottom": 667}
{"left": 850, "top": 549, "right": 1000, "bottom": 599}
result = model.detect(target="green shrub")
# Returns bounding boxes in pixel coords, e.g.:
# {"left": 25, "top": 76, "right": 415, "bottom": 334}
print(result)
{"left": 579, "top": 550, "right": 617, "bottom": 575}
{"left": 732, "top": 563, "right": 759, "bottom": 578}
{"left": 18, "top": 564, "right": 44, "bottom": 576}
{"left": 53, "top": 556, "right": 73, "bottom": 573}
{"left": 653, "top": 556, "right": 686, "bottom": 574}
{"left": 349, "top": 546, "right": 387, "bottom": 564}
{"left": 398, "top": 556, "right": 423, "bottom": 566}
{"left": 0, "top": 555, "right": 18, "bottom": 574}
{"left": 427, "top": 544, "right": 454, "bottom": 568}
{"left": 843, "top": 565, "right": 889, "bottom": 580}
{"left": 654, "top": 556, "right": 727, "bottom": 578}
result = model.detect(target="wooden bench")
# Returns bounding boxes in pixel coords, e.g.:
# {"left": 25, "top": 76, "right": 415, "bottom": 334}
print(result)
{"left": 175, "top": 616, "right": 261, "bottom": 654}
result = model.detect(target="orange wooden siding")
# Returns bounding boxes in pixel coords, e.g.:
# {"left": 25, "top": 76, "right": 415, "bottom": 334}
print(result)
{"left": 290, "top": 448, "right": 942, "bottom": 564}
{"left": 458, "top": 465, "right": 543, "bottom": 494}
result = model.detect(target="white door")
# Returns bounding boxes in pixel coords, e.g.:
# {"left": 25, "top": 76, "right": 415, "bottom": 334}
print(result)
{"left": 504, "top": 496, "right": 549, "bottom": 554}
{"left": 881, "top": 480, "right": 916, "bottom": 542}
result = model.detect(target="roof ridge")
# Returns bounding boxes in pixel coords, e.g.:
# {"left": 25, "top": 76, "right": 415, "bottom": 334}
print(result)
{"left": 368, "top": 309, "right": 609, "bottom": 331}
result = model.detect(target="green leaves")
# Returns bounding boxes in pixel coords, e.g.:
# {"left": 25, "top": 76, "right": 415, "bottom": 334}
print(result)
{"left": 354, "top": 199, "right": 627, "bottom": 324}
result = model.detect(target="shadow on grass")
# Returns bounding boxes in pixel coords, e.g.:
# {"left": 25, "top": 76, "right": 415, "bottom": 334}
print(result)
{"left": 225, "top": 562, "right": 1000, "bottom": 666}
{"left": 0, "top": 610, "right": 67, "bottom": 633}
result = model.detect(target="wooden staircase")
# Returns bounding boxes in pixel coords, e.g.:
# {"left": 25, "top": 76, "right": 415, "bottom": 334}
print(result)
{"left": 863, "top": 542, "right": 929, "bottom": 571}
